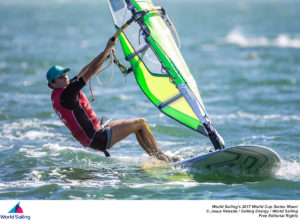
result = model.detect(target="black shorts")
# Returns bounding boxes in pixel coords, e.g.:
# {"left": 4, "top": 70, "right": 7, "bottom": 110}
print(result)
{"left": 89, "top": 127, "right": 112, "bottom": 152}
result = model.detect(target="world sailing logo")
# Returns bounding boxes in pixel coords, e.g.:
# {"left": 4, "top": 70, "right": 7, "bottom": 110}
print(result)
{"left": 0, "top": 202, "right": 31, "bottom": 220}
{"left": 8, "top": 202, "right": 23, "bottom": 213}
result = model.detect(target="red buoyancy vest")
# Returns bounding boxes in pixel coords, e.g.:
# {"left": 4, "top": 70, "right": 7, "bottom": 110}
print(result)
{"left": 51, "top": 88, "right": 100, "bottom": 147}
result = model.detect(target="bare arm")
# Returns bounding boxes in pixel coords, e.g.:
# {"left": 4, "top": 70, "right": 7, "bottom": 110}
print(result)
{"left": 76, "top": 38, "right": 116, "bottom": 83}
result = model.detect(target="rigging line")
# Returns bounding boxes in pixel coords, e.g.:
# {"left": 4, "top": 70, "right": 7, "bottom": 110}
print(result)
{"left": 167, "top": 19, "right": 174, "bottom": 38}
{"left": 96, "top": 50, "right": 114, "bottom": 87}
{"left": 145, "top": 34, "right": 180, "bottom": 80}
{"left": 112, "top": 53, "right": 132, "bottom": 75}
{"left": 89, "top": 79, "right": 95, "bottom": 102}
{"left": 164, "top": 14, "right": 181, "bottom": 49}
{"left": 161, "top": 66, "right": 177, "bottom": 80}
{"left": 89, "top": 50, "right": 114, "bottom": 101}
{"left": 165, "top": 67, "right": 178, "bottom": 79}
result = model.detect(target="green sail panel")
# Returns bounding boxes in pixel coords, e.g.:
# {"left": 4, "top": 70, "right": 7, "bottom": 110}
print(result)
{"left": 107, "top": 0, "right": 208, "bottom": 136}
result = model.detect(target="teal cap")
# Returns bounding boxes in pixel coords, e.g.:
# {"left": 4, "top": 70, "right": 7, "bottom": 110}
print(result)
{"left": 46, "top": 65, "right": 70, "bottom": 83}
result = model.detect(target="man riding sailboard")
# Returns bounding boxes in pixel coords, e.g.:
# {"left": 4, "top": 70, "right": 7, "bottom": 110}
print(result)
{"left": 47, "top": 37, "right": 179, "bottom": 163}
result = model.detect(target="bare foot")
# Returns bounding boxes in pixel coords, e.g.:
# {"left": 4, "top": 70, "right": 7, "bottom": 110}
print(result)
{"left": 155, "top": 154, "right": 180, "bottom": 163}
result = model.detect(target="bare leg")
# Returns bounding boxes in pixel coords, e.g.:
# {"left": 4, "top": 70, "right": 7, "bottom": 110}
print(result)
{"left": 106, "top": 118, "right": 173, "bottom": 162}
{"left": 135, "top": 127, "right": 169, "bottom": 160}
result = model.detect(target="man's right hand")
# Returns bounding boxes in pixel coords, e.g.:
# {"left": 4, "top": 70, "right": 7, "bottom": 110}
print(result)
{"left": 76, "top": 36, "right": 118, "bottom": 83}
{"left": 106, "top": 38, "right": 117, "bottom": 51}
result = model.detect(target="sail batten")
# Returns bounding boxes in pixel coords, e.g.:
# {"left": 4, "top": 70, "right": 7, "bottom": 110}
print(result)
{"left": 158, "top": 94, "right": 183, "bottom": 110}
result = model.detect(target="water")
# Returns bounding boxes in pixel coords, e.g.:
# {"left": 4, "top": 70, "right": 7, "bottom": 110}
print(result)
{"left": 0, "top": 0, "right": 299, "bottom": 200}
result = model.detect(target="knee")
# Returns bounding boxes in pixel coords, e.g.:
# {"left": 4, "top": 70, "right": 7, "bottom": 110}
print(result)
{"left": 135, "top": 118, "right": 147, "bottom": 129}
{"left": 138, "top": 118, "right": 146, "bottom": 124}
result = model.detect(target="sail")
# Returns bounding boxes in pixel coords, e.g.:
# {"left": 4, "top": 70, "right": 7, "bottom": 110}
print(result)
{"left": 107, "top": 0, "right": 208, "bottom": 136}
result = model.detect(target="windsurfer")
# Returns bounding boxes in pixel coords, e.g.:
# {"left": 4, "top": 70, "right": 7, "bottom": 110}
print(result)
{"left": 46, "top": 37, "right": 179, "bottom": 162}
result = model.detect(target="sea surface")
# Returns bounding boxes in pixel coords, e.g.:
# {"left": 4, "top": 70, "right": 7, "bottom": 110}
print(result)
{"left": 0, "top": 0, "right": 299, "bottom": 200}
